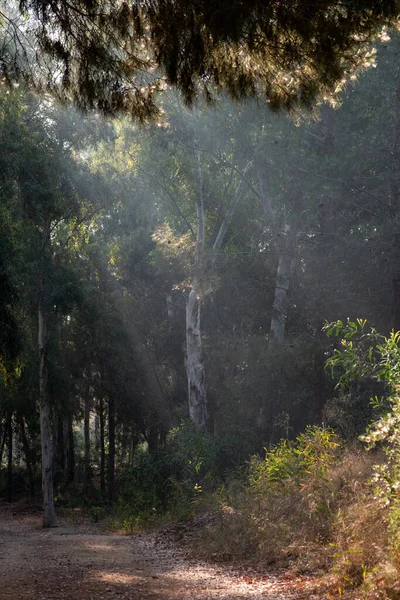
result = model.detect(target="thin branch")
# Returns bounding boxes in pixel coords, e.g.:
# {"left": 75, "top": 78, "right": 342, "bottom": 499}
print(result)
{"left": 136, "top": 163, "right": 196, "bottom": 238}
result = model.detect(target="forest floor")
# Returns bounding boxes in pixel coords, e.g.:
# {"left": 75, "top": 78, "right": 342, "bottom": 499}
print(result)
{"left": 0, "top": 502, "right": 346, "bottom": 600}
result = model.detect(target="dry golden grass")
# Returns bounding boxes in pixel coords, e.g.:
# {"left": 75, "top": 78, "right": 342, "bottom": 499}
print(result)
{"left": 189, "top": 447, "right": 400, "bottom": 598}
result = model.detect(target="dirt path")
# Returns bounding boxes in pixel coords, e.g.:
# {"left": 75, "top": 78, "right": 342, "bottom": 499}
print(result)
{"left": 0, "top": 504, "right": 324, "bottom": 600}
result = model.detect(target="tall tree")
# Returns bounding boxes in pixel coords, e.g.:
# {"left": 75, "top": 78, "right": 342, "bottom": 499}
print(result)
{"left": 0, "top": 87, "right": 101, "bottom": 524}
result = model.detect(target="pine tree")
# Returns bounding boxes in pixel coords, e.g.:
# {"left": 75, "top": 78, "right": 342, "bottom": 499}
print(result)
{"left": 1, "top": 1, "right": 399, "bottom": 118}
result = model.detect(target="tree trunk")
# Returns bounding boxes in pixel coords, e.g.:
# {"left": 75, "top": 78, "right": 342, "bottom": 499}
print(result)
{"left": 56, "top": 415, "right": 65, "bottom": 473}
{"left": 18, "top": 415, "right": 35, "bottom": 498}
{"left": 185, "top": 159, "right": 247, "bottom": 432}
{"left": 99, "top": 396, "right": 106, "bottom": 493}
{"left": 7, "top": 411, "right": 12, "bottom": 503}
{"left": 0, "top": 422, "right": 6, "bottom": 468}
{"left": 66, "top": 413, "right": 75, "bottom": 484}
{"left": 313, "top": 342, "right": 326, "bottom": 420}
{"left": 84, "top": 386, "right": 91, "bottom": 498}
{"left": 39, "top": 298, "right": 56, "bottom": 526}
{"left": 185, "top": 152, "right": 208, "bottom": 432}
{"left": 107, "top": 396, "right": 115, "bottom": 502}
{"left": 94, "top": 413, "right": 100, "bottom": 453}
{"left": 186, "top": 279, "right": 208, "bottom": 432}
{"left": 270, "top": 226, "right": 296, "bottom": 342}
{"left": 257, "top": 161, "right": 293, "bottom": 342}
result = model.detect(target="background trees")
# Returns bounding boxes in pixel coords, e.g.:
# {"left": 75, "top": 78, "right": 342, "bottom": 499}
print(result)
{"left": 2, "top": 30, "right": 400, "bottom": 529}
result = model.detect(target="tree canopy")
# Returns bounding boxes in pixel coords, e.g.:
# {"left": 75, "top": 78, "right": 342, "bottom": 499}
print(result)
{"left": 1, "top": 0, "right": 399, "bottom": 118}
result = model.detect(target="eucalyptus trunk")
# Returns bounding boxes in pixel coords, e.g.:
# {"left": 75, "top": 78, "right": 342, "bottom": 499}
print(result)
{"left": 56, "top": 415, "right": 65, "bottom": 472}
{"left": 38, "top": 298, "right": 56, "bottom": 526}
{"left": 99, "top": 396, "right": 106, "bottom": 493}
{"left": 84, "top": 387, "right": 91, "bottom": 498}
{"left": 186, "top": 278, "right": 208, "bottom": 433}
{"left": 107, "top": 396, "right": 115, "bottom": 502}
{"left": 18, "top": 415, "right": 35, "bottom": 498}
{"left": 0, "top": 425, "right": 6, "bottom": 468}
{"left": 7, "top": 411, "right": 12, "bottom": 503}
{"left": 270, "top": 226, "right": 296, "bottom": 342}
{"left": 185, "top": 152, "right": 208, "bottom": 433}
{"left": 185, "top": 159, "right": 246, "bottom": 432}
{"left": 66, "top": 413, "right": 75, "bottom": 484}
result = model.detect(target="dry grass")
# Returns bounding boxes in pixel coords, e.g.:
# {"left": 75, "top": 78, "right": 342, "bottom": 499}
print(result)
{"left": 189, "top": 447, "right": 400, "bottom": 598}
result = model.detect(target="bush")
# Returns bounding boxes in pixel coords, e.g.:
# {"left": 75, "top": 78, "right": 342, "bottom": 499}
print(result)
{"left": 250, "top": 425, "right": 342, "bottom": 529}
{"left": 115, "top": 421, "right": 229, "bottom": 528}
{"left": 191, "top": 426, "right": 345, "bottom": 570}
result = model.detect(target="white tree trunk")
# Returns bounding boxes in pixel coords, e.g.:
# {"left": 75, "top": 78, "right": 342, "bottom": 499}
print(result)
{"left": 38, "top": 299, "right": 56, "bottom": 527}
{"left": 186, "top": 278, "right": 208, "bottom": 432}
{"left": 184, "top": 157, "right": 249, "bottom": 431}
{"left": 184, "top": 152, "right": 208, "bottom": 432}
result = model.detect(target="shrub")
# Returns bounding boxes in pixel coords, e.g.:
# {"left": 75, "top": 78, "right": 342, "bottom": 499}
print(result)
{"left": 115, "top": 421, "right": 227, "bottom": 528}
{"left": 250, "top": 425, "right": 342, "bottom": 529}
{"left": 192, "top": 426, "right": 345, "bottom": 570}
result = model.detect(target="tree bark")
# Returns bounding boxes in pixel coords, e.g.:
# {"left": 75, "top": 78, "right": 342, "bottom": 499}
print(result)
{"left": 7, "top": 411, "right": 12, "bottom": 503}
{"left": 84, "top": 382, "right": 91, "bottom": 498}
{"left": 107, "top": 395, "right": 115, "bottom": 502}
{"left": 66, "top": 412, "right": 75, "bottom": 484}
{"left": 186, "top": 151, "right": 208, "bottom": 432}
{"left": 94, "top": 412, "right": 100, "bottom": 453}
{"left": 0, "top": 425, "right": 6, "bottom": 468}
{"left": 186, "top": 279, "right": 208, "bottom": 432}
{"left": 270, "top": 226, "right": 296, "bottom": 342}
{"left": 18, "top": 415, "right": 35, "bottom": 498}
{"left": 56, "top": 415, "right": 65, "bottom": 473}
{"left": 39, "top": 297, "right": 56, "bottom": 526}
{"left": 99, "top": 395, "right": 106, "bottom": 493}
{"left": 257, "top": 160, "right": 294, "bottom": 343}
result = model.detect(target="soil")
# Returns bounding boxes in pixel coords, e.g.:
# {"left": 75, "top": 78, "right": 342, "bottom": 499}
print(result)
{"left": 0, "top": 502, "right": 330, "bottom": 600}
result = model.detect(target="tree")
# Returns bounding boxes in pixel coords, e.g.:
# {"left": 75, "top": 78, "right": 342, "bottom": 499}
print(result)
{"left": 1, "top": 1, "right": 399, "bottom": 119}
{"left": 0, "top": 87, "right": 103, "bottom": 524}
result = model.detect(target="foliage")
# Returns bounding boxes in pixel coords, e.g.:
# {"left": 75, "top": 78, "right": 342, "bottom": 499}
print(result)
{"left": 192, "top": 428, "right": 355, "bottom": 573}
{"left": 3, "top": 1, "right": 400, "bottom": 118}
{"left": 325, "top": 319, "right": 400, "bottom": 561}
{"left": 250, "top": 426, "right": 342, "bottom": 523}
{"left": 114, "top": 420, "right": 248, "bottom": 529}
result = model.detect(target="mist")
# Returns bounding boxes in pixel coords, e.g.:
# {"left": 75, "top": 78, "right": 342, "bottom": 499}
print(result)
{"left": 1, "top": 22, "right": 400, "bottom": 599}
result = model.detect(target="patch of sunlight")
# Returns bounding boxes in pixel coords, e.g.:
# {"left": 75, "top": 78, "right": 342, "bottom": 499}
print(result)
{"left": 93, "top": 571, "right": 143, "bottom": 584}
{"left": 84, "top": 542, "right": 117, "bottom": 551}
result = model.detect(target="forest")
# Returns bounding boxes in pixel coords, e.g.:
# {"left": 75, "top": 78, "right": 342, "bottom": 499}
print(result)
{"left": 3, "top": 3, "right": 400, "bottom": 600}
